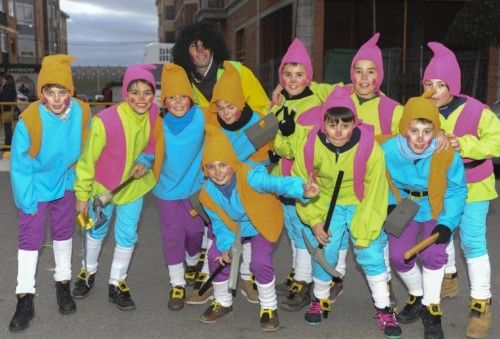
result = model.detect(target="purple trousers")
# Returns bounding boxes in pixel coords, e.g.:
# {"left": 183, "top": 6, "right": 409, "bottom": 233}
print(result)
{"left": 18, "top": 191, "right": 75, "bottom": 250}
{"left": 157, "top": 198, "right": 205, "bottom": 265}
{"left": 208, "top": 233, "right": 274, "bottom": 284}
{"left": 389, "top": 219, "right": 448, "bottom": 272}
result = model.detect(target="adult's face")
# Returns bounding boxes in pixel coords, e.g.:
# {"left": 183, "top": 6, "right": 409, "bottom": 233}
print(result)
{"left": 188, "top": 40, "right": 213, "bottom": 72}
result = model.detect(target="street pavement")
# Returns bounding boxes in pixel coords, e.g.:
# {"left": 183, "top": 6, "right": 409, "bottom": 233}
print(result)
{"left": 0, "top": 167, "right": 498, "bottom": 339}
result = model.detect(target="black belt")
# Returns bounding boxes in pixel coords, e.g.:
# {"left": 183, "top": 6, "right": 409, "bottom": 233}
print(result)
{"left": 403, "top": 189, "right": 428, "bottom": 198}
{"left": 464, "top": 159, "right": 486, "bottom": 169}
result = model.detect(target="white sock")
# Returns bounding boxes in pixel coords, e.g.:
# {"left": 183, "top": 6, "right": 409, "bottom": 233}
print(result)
{"left": 290, "top": 240, "right": 297, "bottom": 270}
{"left": 467, "top": 254, "right": 491, "bottom": 300}
{"left": 294, "top": 248, "right": 312, "bottom": 283}
{"left": 168, "top": 262, "right": 186, "bottom": 287}
{"left": 312, "top": 277, "right": 331, "bottom": 300}
{"left": 53, "top": 238, "right": 72, "bottom": 282}
{"left": 397, "top": 265, "right": 423, "bottom": 297}
{"left": 185, "top": 251, "right": 200, "bottom": 267}
{"left": 256, "top": 278, "right": 277, "bottom": 310}
{"left": 366, "top": 272, "right": 390, "bottom": 309}
{"left": 421, "top": 266, "right": 445, "bottom": 306}
{"left": 200, "top": 238, "right": 212, "bottom": 277}
{"left": 240, "top": 242, "right": 251, "bottom": 280}
{"left": 335, "top": 249, "right": 348, "bottom": 278}
{"left": 212, "top": 280, "right": 232, "bottom": 307}
{"left": 201, "top": 226, "right": 209, "bottom": 249}
{"left": 109, "top": 244, "right": 134, "bottom": 286}
{"left": 384, "top": 243, "right": 392, "bottom": 281}
{"left": 84, "top": 234, "right": 103, "bottom": 274}
{"left": 444, "top": 239, "right": 457, "bottom": 274}
{"left": 16, "top": 250, "right": 38, "bottom": 294}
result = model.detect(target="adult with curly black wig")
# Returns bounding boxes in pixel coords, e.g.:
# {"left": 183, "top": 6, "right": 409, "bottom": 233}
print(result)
{"left": 173, "top": 21, "right": 269, "bottom": 125}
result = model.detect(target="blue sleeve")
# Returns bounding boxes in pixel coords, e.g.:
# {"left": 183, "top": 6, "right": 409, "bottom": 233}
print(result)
{"left": 136, "top": 153, "right": 154, "bottom": 169}
{"left": 204, "top": 207, "right": 236, "bottom": 252}
{"left": 388, "top": 188, "right": 397, "bottom": 205}
{"left": 231, "top": 133, "right": 257, "bottom": 162}
{"left": 10, "top": 121, "right": 37, "bottom": 214}
{"left": 247, "top": 166, "right": 309, "bottom": 203}
{"left": 437, "top": 152, "right": 467, "bottom": 230}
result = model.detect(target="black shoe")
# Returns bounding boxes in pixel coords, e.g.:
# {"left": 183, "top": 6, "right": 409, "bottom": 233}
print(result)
{"left": 421, "top": 304, "right": 444, "bottom": 339}
{"left": 108, "top": 282, "right": 136, "bottom": 311}
{"left": 9, "top": 294, "right": 35, "bottom": 332}
{"left": 397, "top": 294, "right": 426, "bottom": 324}
{"left": 73, "top": 269, "right": 96, "bottom": 299}
{"left": 55, "top": 281, "right": 76, "bottom": 314}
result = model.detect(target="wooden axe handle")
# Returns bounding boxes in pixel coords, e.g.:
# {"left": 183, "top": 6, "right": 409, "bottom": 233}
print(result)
{"left": 404, "top": 233, "right": 439, "bottom": 260}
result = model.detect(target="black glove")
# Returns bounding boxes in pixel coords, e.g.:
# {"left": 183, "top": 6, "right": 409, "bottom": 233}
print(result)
{"left": 387, "top": 204, "right": 396, "bottom": 215}
{"left": 278, "top": 106, "right": 296, "bottom": 136}
{"left": 431, "top": 224, "right": 452, "bottom": 244}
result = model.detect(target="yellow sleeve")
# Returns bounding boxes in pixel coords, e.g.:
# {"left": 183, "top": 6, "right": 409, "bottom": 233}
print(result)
{"left": 390, "top": 104, "right": 404, "bottom": 135}
{"left": 458, "top": 108, "right": 500, "bottom": 159}
{"left": 310, "top": 81, "right": 343, "bottom": 102}
{"left": 349, "top": 144, "right": 388, "bottom": 248}
{"left": 273, "top": 124, "right": 309, "bottom": 159}
{"left": 74, "top": 117, "right": 106, "bottom": 201}
{"left": 240, "top": 65, "right": 270, "bottom": 115}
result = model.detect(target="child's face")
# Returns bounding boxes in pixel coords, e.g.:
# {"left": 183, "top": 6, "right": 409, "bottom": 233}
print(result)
{"left": 205, "top": 161, "right": 234, "bottom": 186}
{"left": 126, "top": 82, "right": 154, "bottom": 115}
{"left": 353, "top": 59, "right": 378, "bottom": 99}
{"left": 188, "top": 40, "right": 213, "bottom": 69}
{"left": 216, "top": 99, "right": 241, "bottom": 125}
{"left": 164, "top": 95, "right": 191, "bottom": 117}
{"left": 41, "top": 86, "right": 71, "bottom": 115}
{"left": 323, "top": 119, "right": 356, "bottom": 147}
{"left": 282, "top": 63, "right": 309, "bottom": 97}
{"left": 405, "top": 120, "right": 435, "bottom": 154}
{"left": 423, "top": 79, "right": 453, "bottom": 108}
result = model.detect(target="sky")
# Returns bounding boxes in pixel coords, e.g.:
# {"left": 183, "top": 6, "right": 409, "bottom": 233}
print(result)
{"left": 60, "top": 0, "right": 158, "bottom": 66}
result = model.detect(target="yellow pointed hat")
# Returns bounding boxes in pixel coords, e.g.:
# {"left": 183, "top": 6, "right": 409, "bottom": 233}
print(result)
{"left": 399, "top": 89, "right": 441, "bottom": 136}
{"left": 161, "top": 63, "right": 193, "bottom": 103}
{"left": 202, "top": 124, "right": 239, "bottom": 170}
{"left": 37, "top": 54, "right": 76, "bottom": 97}
{"left": 209, "top": 61, "right": 245, "bottom": 114}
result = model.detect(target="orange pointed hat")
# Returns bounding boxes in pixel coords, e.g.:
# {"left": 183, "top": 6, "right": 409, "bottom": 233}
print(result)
{"left": 399, "top": 89, "right": 441, "bottom": 136}
{"left": 209, "top": 61, "right": 245, "bottom": 114}
{"left": 37, "top": 54, "right": 76, "bottom": 97}
{"left": 161, "top": 63, "right": 193, "bottom": 103}
{"left": 202, "top": 124, "right": 239, "bottom": 171}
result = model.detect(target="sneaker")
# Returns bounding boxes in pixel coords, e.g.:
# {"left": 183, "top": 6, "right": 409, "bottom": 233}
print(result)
{"left": 397, "top": 294, "right": 425, "bottom": 324}
{"left": 276, "top": 270, "right": 295, "bottom": 297}
{"left": 186, "top": 273, "right": 214, "bottom": 305}
{"left": 199, "top": 301, "right": 233, "bottom": 323}
{"left": 329, "top": 277, "right": 344, "bottom": 302}
{"left": 374, "top": 307, "right": 402, "bottom": 339}
{"left": 168, "top": 286, "right": 185, "bottom": 311}
{"left": 260, "top": 309, "right": 279, "bottom": 331}
{"left": 108, "top": 281, "right": 136, "bottom": 311}
{"left": 388, "top": 280, "right": 398, "bottom": 311}
{"left": 421, "top": 304, "right": 443, "bottom": 339}
{"left": 440, "top": 272, "right": 459, "bottom": 299}
{"left": 304, "top": 297, "right": 331, "bottom": 325}
{"left": 240, "top": 278, "right": 259, "bottom": 304}
{"left": 279, "top": 280, "right": 311, "bottom": 311}
{"left": 55, "top": 281, "right": 76, "bottom": 314}
{"left": 73, "top": 268, "right": 96, "bottom": 299}
{"left": 466, "top": 298, "right": 491, "bottom": 339}
{"left": 9, "top": 294, "right": 35, "bottom": 332}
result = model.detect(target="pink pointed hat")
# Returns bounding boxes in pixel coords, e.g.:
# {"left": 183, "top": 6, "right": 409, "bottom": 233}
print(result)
{"left": 350, "top": 33, "right": 384, "bottom": 91}
{"left": 122, "top": 64, "right": 156, "bottom": 99}
{"left": 279, "top": 38, "right": 313, "bottom": 86}
{"left": 423, "top": 42, "right": 461, "bottom": 96}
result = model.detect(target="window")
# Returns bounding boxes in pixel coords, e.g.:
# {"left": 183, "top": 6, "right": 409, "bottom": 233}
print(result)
{"left": 1, "top": 31, "right": 8, "bottom": 53}
{"left": 18, "top": 34, "right": 35, "bottom": 56}
{"left": 16, "top": 3, "right": 34, "bottom": 24}
{"left": 8, "top": 0, "right": 14, "bottom": 17}
{"left": 236, "top": 29, "right": 245, "bottom": 63}
{"left": 165, "top": 5, "right": 174, "bottom": 20}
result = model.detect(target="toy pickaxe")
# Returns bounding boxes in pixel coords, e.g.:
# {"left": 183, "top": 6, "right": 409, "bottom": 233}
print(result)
{"left": 303, "top": 170, "right": 344, "bottom": 278}
{"left": 404, "top": 233, "right": 439, "bottom": 260}
{"left": 198, "top": 263, "right": 225, "bottom": 296}
{"left": 92, "top": 176, "right": 136, "bottom": 229}
{"left": 228, "top": 224, "right": 242, "bottom": 297}
{"left": 384, "top": 198, "right": 419, "bottom": 238}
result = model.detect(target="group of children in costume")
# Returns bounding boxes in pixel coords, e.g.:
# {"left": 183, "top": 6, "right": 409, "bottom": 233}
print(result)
{"left": 8, "top": 22, "right": 499, "bottom": 339}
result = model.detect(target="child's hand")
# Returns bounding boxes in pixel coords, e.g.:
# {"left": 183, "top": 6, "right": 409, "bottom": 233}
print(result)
{"left": 447, "top": 133, "right": 461, "bottom": 152}
{"left": 131, "top": 163, "right": 148, "bottom": 178}
{"left": 271, "top": 84, "right": 284, "bottom": 105}
{"left": 278, "top": 106, "right": 296, "bottom": 136}
{"left": 435, "top": 130, "right": 450, "bottom": 152}
{"left": 303, "top": 173, "right": 319, "bottom": 198}
{"left": 216, "top": 251, "right": 231, "bottom": 266}
{"left": 312, "top": 222, "right": 330, "bottom": 246}
{"left": 75, "top": 199, "right": 88, "bottom": 216}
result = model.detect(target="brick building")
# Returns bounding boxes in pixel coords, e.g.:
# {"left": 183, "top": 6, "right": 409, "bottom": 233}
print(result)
{"left": 157, "top": 0, "right": 499, "bottom": 103}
